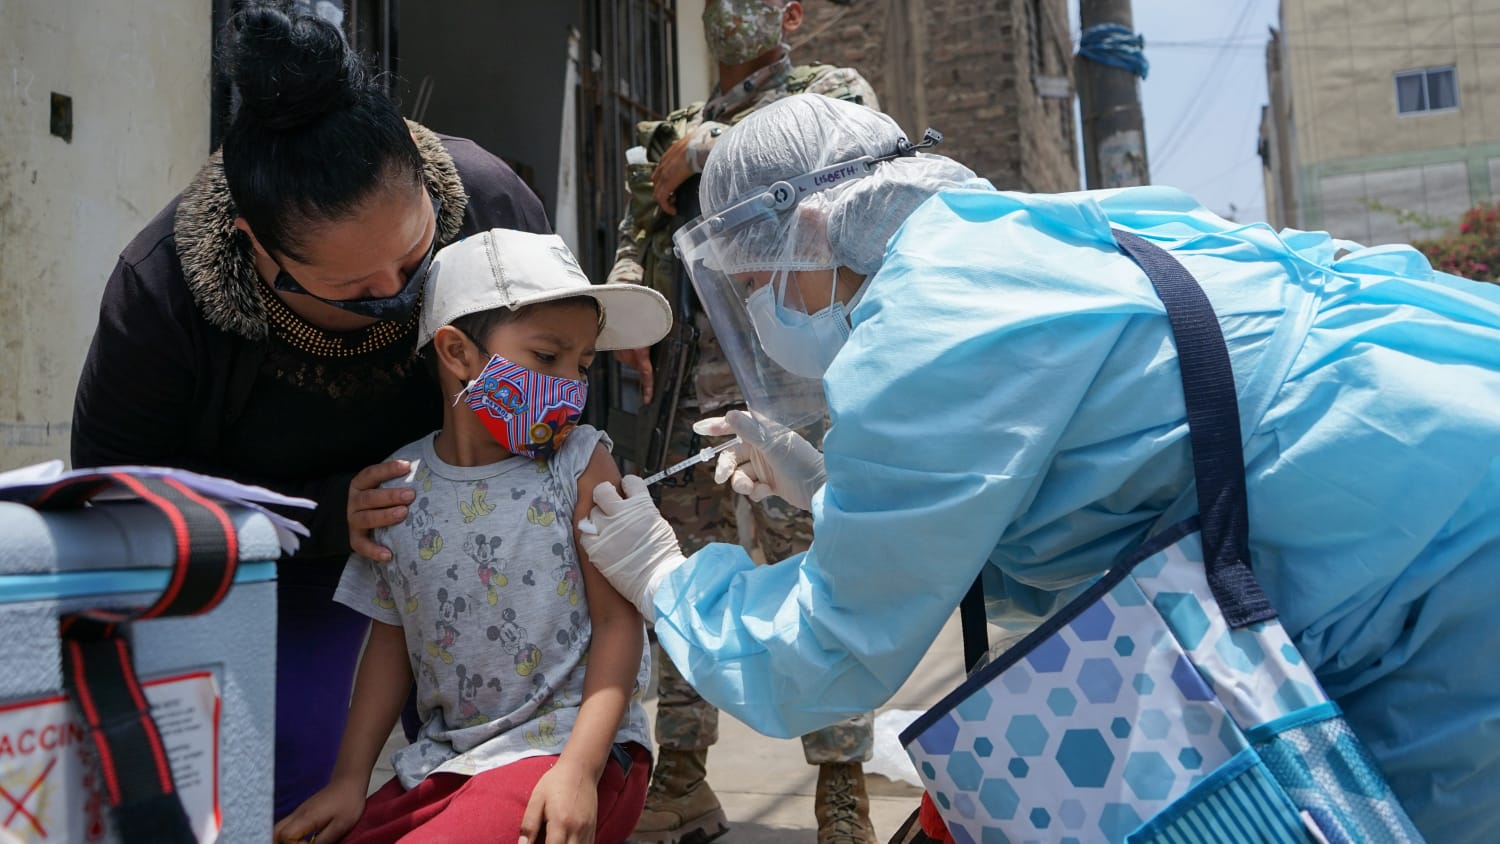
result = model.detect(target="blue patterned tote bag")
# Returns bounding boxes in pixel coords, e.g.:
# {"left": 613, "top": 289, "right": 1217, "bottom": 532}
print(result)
{"left": 899, "top": 231, "right": 1425, "bottom": 844}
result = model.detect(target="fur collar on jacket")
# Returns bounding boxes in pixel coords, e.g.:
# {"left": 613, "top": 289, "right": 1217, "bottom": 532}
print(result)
{"left": 173, "top": 120, "right": 468, "bottom": 340}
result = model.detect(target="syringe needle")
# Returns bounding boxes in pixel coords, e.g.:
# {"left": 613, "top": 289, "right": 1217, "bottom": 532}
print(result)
{"left": 641, "top": 437, "right": 742, "bottom": 487}
{"left": 576, "top": 437, "right": 743, "bottom": 537}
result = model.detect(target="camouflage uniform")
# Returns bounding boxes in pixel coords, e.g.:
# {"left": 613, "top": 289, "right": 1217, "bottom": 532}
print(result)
{"left": 609, "top": 55, "right": 878, "bottom": 768}
{"left": 606, "top": 56, "right": 879, "bottom": 294}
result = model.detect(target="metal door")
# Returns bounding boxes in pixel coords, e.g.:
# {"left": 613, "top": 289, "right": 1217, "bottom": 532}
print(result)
{"left": 575, "top": 0, "right": 680, "bottom": 435}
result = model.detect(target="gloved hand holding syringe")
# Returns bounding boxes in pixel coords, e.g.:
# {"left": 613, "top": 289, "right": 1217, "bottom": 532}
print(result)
{"left": 577, "top": 437, "right": 741, "bottom": 535}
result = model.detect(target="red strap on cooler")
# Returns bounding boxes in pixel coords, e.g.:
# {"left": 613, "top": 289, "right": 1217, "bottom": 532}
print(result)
{"left": 24, "top": 472, "right": 240, "bottom": 844}
{"left": 61, "top": 621, "right": 197, "bottom": 842}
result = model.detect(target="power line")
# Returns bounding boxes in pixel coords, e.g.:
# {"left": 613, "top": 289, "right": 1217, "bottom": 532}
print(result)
{"left": 1172, "top": 153, "right": 1262, "bottom": 195}
{"left": 1150, "top": 1, "right": 1261, "bottom": 171}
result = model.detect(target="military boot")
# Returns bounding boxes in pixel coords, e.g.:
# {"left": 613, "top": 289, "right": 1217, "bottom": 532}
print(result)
{"left": 815, "top": 762, "right": 879, "bottom": 844}
{"left": 631, "top": 748, "right": 729, "bottom": 844}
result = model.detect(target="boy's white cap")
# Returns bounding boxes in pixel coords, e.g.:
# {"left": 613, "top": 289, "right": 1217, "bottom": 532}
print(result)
{"left": 418, "top": 229, "right": 672, "bottom": 351}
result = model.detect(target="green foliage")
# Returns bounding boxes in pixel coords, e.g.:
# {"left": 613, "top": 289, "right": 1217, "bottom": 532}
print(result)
{"left": 1364, "top": 199, "right": 1454, "bottom": 232}
{"left": 1412, "top": 203, "right": 1500, "bottom": 283}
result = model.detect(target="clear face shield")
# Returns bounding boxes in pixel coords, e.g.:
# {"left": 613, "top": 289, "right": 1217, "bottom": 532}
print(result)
{"left": 673, "top": 129, "right": 943, "bottom": 430}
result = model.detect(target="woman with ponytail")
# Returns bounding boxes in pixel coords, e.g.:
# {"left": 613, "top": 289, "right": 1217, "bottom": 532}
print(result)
{"left": 70, "top": 2, "right": 548, "bottom": 819}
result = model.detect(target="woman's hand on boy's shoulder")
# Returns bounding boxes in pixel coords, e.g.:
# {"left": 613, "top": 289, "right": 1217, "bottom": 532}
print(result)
{"left": 348, "top": 459, "right": 418, "bottom": 563}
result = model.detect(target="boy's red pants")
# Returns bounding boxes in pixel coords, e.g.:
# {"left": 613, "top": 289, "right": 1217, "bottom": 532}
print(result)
{"left": 342, "top": 743, "right": 651, "bottom": 844}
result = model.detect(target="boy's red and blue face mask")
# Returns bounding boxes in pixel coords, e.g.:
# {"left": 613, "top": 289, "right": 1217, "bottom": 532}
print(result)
{"left": 458, "top": 352, "right": 587, "bottom": 461}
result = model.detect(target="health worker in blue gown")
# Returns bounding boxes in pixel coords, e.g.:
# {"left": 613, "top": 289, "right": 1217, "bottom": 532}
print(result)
{"left": 579, "top": 93, "right": 1500, "bottom": 842}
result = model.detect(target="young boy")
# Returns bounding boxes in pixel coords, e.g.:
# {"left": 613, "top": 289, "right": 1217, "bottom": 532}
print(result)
{"left": 273, "top": 229, "right": 673, "bottom": 844}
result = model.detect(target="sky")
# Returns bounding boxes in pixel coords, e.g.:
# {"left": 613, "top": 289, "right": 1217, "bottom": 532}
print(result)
{"left": 1068, "top": 0, "right": 1285, "bottom": 223}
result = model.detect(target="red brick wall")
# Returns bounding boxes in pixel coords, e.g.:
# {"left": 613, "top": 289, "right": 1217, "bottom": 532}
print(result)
{"left": 791, "top": 0, "right": 1078, "bottom": 192}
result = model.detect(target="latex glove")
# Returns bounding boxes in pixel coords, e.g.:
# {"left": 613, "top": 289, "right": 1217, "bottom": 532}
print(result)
{"left": 578, "top": 475, "right": 686, "bottom": 620}
{"left": 693, "top": 410, "right": 826, "bottom": 512}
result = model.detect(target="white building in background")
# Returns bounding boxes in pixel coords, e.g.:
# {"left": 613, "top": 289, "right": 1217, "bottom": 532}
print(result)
{"left": 1260, "top": 0, "right": 1500, "bottom": 244}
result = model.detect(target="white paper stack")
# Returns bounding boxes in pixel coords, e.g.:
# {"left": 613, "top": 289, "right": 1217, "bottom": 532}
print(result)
{"left": 0, "top": 460, "right": 316, "bottom": 555}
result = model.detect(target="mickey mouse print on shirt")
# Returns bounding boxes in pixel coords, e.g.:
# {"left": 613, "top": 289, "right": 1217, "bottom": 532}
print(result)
{"left": 335, "top": 426, "right": 652, "bottom": 790}
{"left": 463, "top": 532, "right": 508, "bottom": 605}
{"left": 454, "top": 663, "right": 503, "bottom": 728}
{"left": 487, "top": 609, "right": 544, "bottom": 677}
{"left": 427, "top": 587, "right": 469, "bottom": 665}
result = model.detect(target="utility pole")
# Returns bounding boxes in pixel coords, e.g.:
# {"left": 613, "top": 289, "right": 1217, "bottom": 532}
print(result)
{"left": 1077, "top": 0, "right": 1150, "bottom": 188}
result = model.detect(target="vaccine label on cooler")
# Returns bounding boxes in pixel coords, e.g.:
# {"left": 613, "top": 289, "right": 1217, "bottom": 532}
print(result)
{"left": 0, "top": 671, "right": 221, "bottom": 843}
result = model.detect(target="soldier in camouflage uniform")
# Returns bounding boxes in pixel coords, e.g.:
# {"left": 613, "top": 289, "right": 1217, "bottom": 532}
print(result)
{"left": 605, "top": 3, "right": 880, "bottom": 843}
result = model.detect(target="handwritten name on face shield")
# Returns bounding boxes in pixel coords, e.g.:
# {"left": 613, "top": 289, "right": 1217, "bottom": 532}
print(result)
{"left": 813, "top": 164, "right": 862, "bottom": 188}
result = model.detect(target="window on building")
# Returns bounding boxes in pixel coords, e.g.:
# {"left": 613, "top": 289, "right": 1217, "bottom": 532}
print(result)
{"left": 1395, "top": 67, "right": 1458, "bottom": 115}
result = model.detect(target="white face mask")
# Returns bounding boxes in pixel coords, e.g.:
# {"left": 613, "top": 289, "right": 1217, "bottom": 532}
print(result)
{"left": 745, "top": 274, "right": 851, "bottom": 379}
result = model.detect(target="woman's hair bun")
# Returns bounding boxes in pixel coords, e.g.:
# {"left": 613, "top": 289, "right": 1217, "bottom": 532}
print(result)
{"left": 222, "top": 2, "right": 366, "bottom": 132}
{"left": 218, "top": 1, "right": 420, "bottom": 259}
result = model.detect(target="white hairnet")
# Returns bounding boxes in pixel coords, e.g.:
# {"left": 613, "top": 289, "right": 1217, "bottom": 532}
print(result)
{"left": 700, "top": 93, "right": 979, "bottom": 276}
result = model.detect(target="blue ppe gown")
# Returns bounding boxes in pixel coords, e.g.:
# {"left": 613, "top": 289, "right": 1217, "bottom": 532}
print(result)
{"left": 652, "top": 185, "right": 1500, "bottom": 842}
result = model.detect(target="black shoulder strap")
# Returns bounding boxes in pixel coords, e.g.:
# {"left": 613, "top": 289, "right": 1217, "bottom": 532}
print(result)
{"left": 957, "top": 231, "right": 1274, "bottom": 677}
{"left": 1111, "top": 230, "right": 1274, "bottom": 628}
{"left": 959, "top": 577, "right": 988, "bottom": 673}
{"left": 36, "top": 472, "right": 240, "bottom": 843}
{"left": 61, "top": 620, "right": 197, "bottom": 843}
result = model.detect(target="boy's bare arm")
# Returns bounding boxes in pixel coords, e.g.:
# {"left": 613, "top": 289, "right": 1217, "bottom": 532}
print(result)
{"left": 330, "top": 620, "right": 413, "bottom": 784}
{"left": 564, "top": 443, "right": 644, "bottom": 780}
{"left": 517, "top": 445, "right": 647, "bottom": 844}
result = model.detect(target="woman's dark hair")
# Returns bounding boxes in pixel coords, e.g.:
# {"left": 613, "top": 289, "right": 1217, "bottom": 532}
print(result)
{"left": 220, "top": 2, "right": 423, "bottom": 262}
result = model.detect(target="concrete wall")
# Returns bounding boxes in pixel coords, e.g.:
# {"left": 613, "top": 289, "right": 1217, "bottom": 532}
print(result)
{"left": 1307, "top": 144, "right": 1500, "bottom": 243}
{"left": 1261, "top": 26, "right": 1299, "bottom": 230}
{"left": 1273, "top": 0, "right": 1500, "bottom": 242}
{"left": 1283, "top": 0, "right": 1500, "bottom": 168}
{"left": 396, "top": 3, "right": 581, "bottom": 219}
{"left": 0, "top": 0, "right": 212, "bottom": 470}
{"left": 677, "top": 0, "right": 714, "bottom": 105}
{"left": 795, "top": 0, "right": 1078, "bottom": 192}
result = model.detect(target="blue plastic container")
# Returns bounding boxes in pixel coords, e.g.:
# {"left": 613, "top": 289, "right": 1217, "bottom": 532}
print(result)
{"left": 0, "top": 500, "right": 277, "bottom": 842}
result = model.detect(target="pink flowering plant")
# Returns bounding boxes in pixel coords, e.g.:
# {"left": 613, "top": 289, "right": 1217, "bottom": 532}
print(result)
{"left": 1413, "top": 203, "right": 1500, "bottom": 283}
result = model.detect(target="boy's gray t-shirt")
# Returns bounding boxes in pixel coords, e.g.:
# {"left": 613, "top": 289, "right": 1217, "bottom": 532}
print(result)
{"left": 335, "top": 425, "right": 652, "bottom": 788}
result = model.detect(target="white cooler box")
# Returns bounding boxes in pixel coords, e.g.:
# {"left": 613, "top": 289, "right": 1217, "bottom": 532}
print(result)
{"left": 0, "top": 498, "right": 278, "bottom": 843}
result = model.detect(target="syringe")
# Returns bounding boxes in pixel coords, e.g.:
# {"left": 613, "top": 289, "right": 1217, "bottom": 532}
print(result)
{"left": 577, "top": 438, "right": 741, "bottom": 536}
{"left": 639, "top": 437, "right": 741, "bottom": 487}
